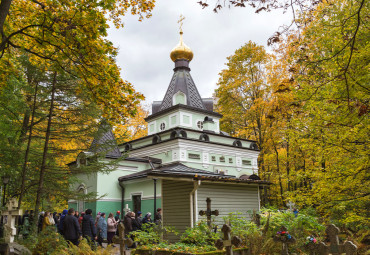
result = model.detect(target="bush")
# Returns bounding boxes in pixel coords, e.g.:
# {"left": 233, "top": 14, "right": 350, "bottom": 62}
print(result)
{"left": 131, "top": 223, "right": 178, "bottom": 245}
{"left": 180, "top": 220, "right": 220, "bottom": 246}
{"left": 21, "top": 226, "right": 116, "bottom": 255}
{"left": 260, "top": 207, "right": 326, "bottom": 254}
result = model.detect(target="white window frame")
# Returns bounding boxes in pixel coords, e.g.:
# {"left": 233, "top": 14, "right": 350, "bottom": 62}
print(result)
{"left": 180, "top": 112, "right": 192, "bottom": 127}
{"left": 148, "top": 121, "right": 157, "bottom": 135}
{"left": 196, "top": 119, "right": 204, "bottom": 130}
{"left": 173, "top": 91, "right": 187, "bottom": 105}
{"left": 159, "top": 121, "right": 167, "bottom": 131}
{"left": 169, "top": 113, "right": 179, "bottom": 128}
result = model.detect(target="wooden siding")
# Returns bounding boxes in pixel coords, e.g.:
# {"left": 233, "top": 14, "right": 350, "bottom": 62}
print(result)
{"left": 197, "top": 183, "right": 259, "bottom": 226}
{"left": 162, "top": 180, "right": 193, "bottom": 242}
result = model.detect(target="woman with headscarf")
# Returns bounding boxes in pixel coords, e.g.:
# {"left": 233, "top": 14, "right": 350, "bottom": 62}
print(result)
{"left": 42, "top": 212, "right": 53, "bottom": 231}
{"left": 142, "top": 212, "right": 152, "bottom": 224}
{"left": 107, "top": 212, "right": 118, "bottom": 245}
{"left": 96, "top": 212, "right": 107, "bottom": 246}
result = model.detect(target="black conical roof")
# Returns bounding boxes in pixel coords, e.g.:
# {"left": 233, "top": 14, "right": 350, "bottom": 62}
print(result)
{"left": 89, "top": 121, "right": 122, "bottom": 158}
{"left": 159, "top": 60, "right": 206, "bottom": 111}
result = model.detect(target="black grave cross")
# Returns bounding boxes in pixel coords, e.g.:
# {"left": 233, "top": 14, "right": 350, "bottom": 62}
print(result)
{"left": 199, "top": 197, "right": 219, "bottom": 228}
{"left": 215, "top": 224, "right": 242, "bottom": 255}
{"left": 316, "top": 224, "right": 357, "bottom": 255}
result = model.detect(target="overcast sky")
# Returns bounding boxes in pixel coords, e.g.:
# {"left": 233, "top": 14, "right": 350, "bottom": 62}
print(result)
{"left": 107, "top": 1, "right": 292, "bottom": 110}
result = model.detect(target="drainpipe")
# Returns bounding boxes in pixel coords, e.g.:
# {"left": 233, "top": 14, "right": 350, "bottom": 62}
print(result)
{"left": 190, "top": 180, "right": 201, "bottom": 227}
{"left": 153, "top": 178, "right": 157, "bottom": 215}
{"left": 119, "top": 182, "right": 125, "bottom": 220}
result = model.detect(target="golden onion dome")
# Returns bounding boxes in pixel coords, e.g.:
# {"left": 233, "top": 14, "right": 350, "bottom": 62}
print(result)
{"left": 170, "top": 31, "right": 193, "bottom": 62}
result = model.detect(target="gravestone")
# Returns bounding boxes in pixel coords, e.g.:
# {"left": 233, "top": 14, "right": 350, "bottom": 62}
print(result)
{"left": 273, "top": 226, "right": 296, "bottom": 255}
{"left": 199, "top": 197, "right": 219, "bottom": 228}
{"left": 251, "top": 210, "right": 261, "bottom": 227}
{"left": 215, "top": 224, "right": 242, "bottom": 255}
{"left": 112, "top": 222, "right": 133, "bottom": 255}
{"left": 316, "top": 224, "right": 357, "bottom": 255}
{"left": 2, "top": 199, "right": 22, "bottom": 243}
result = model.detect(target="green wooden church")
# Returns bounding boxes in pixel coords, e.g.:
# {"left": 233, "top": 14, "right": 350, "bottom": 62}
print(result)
{"left": 68, "top": 29, "right": 269, "bottom": 237}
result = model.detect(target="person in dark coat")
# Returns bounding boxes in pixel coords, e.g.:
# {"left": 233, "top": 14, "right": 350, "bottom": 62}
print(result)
{"left": 136, "top": 211, "right": 143, "bottom": 230}
{"left": 37, "top": 212, "right": 44, "bottom": 233}
{"left": 81, "top": 209, "right": 97, "bottom": 243}
{"left": 154, "top": 208, "right": 162, "bottom": 225}
{"left": 63, "top": 208, "right": 81, "bottom": 246}
{"left": 131, "top": 212, "right": 140, "bottom": 231}
{"left": 142, "top": 212, "right": 152, "bottom": 224}
{"left": 123, "top": 212, "right": 133, "bottom": 237}
{"left": 58, "top": 209, "right": 68, "bottom": 235}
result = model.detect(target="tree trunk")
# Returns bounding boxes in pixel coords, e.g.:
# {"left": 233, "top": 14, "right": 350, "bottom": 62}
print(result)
{"left": 274, "top": 146, "right": 284, "bottom": 205}
{"left": 18, "top": 83, "right": 39, "bottom": 208}
{"left": 33, "top": 71, "right": 57, "bottom": 226}
{"left": 0, "top": 0, "right": 12, "bottom": 50}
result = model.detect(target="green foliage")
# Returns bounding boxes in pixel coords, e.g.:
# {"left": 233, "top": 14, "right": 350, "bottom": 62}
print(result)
{"left": 132, "top": 223, "right": 178, "bottom": 245}
{"left": 20, "top": 227, "right": 116, "bottom": 254}
{"left": 137, "top": 242, "right": 218, "bottom": 254}
{"left": 260, "top": 208, "right": 326, "bottom": 253}
{"left": 180, "top": 220, "right": 220, "bottom": 246}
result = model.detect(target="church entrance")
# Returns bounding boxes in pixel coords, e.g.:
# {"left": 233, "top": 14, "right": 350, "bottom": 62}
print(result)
{"left": 132, "top": 195, "right": 141, "bottom": 214}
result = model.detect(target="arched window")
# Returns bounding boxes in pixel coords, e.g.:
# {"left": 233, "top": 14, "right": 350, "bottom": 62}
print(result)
{"left": 170, "top": 130, "right": 178, "bottom": 139}
{"left": 250, "top": 142, "right": 258, "bottom": 150}
{"left": 124, "top": 143, "right": 132, "bottom": 152}
{"left": 152, "top": 135, "right": 161, "bottom": 144}
{"left": 170, "top": 130, "right": 187, "bottom": 139}
{"left": 178, "top": 130, "right": 187, "bottom": 138}
{"left": 233, "top": 140, "right": 242, "bottom": 147}
{"left": 199, "top": 133, "right": 209, "bottom": 142}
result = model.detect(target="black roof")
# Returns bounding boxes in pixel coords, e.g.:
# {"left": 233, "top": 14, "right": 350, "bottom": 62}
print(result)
{"left": 159, "top": 66, "right": 205, "bottom": 112}
{"left": 89, "top": 121, "right": 122, "bottom": 158}
{"left": 118, "top": 162, "right": 233, "bottom": 182}
{"left": 118, "top": 162, "right": 270, "bottom": 186}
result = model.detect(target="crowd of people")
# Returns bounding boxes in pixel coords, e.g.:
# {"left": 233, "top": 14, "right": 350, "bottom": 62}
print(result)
{"left": 19, "top": 207, "right": 162, "bottom": 249}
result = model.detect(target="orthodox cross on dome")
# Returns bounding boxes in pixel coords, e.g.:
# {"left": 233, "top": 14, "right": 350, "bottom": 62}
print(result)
{"left": 178, "top": 14, "right": 185, "bottom": 33}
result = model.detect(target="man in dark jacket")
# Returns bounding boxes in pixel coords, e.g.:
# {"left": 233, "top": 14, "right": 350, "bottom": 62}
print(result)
{"left": 63, "top": 208, "right": 81, "bottom": 246}
{"left": 81, "top": 209, "right": 97, "bottom": 242}
{"left": 58, "top": 209, "right": 68, "bottom": 235}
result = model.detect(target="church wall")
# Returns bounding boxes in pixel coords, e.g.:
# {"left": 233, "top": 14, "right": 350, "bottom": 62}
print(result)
{"left": 162, "top": 180, "right": 193, "bottom": 242}
{"left": 96, "top": 200, "right": 121, "bottom": 217}
{"left": 197, "top": 183, "right": 259, "bottom": 226}
{"left": 97, "top": 168, "right": 135, "bottom": 199}
{"left": 122, "top": 179, "right": 161, "bottom": 201}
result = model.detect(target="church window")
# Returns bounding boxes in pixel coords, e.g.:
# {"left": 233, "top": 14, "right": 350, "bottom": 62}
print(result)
{"left": 160, "top": 122, "right": 166, "bottom": 131}
{"left": 242, "top": 160, "right": 252, "bottom": 166}
{"left": 188, "top": 153, "right": 200, "bottom": 160}
{"left": 197, "top": 121, "right": 203, "bottom": 130}
{"left": 211, "top": 156, "right": 216, "bottom": 162}
{"left": 220, "top": 156, "right": 225, "bottom": 162}
{"left": 199, "top": 133, "right": 209, "bottom": 142}
{"left": 233, "top": 140, "right": 242, "bottom": 147}
{"left": 229, "top": 158, "right": 233, "bottom": 163}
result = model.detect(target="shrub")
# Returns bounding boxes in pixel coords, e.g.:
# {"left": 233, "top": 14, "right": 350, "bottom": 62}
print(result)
{"left": 180, "top": 220, "right": 220, "bottom": 246}
{"left": 132, "top": 223, "right": 178, "bottom": 245}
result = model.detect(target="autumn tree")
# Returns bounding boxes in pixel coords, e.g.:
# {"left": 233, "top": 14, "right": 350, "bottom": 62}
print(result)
{"left": 215, "top": 41, "right": 273, "bottom": 180}
{"left": 280, "top": 0, "right": 370, "bottom": 230}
